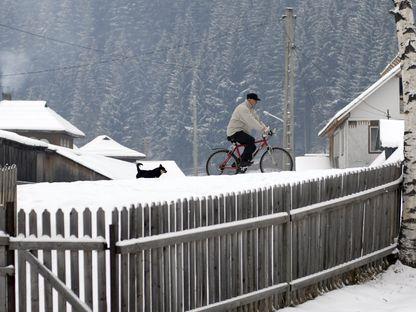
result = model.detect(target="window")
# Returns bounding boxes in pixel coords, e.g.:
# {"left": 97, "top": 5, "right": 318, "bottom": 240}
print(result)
{"left": 368, "top": 121, "right": 381, "bottom": 153}
{"left": 60, "top": 137, "right": 71, "bottom": 148}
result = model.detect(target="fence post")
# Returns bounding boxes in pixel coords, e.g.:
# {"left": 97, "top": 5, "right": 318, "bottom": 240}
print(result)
{"left": 285, "top": 184, "right": 293, "bottom": 306}
{"left": 5, "top": 202, "right": 15, "bottom": 312}
{"left": 109, "top": 223, "right": 118, "bottom": 312}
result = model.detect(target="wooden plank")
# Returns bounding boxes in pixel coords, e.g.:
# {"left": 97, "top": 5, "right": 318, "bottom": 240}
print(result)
{"left": 207, "top": 196, "right": 215, "bottom": 304}
{"left": 195, "top": 199, "right": 203, "bottom": 308}
{"left": 41, "top": 210, "right": 52, "bottom": 312}
{"left": 120, "top": 207, "right": 129, "bottom": 312}
{"left": 240, "top": 191, "right": 249, "bottom": 302}
{"left": 151, "top": 203, "right": 161, "bottom": 312}
{"left": 169, "top": 201, "right": 177, "bottom": 312}
{"left": 56, "top": 209, "right": 66, "bottom": 312}
{"left": 176, "top": 199, "right": 184, "bottom": 311}
{"left": 17, "top": 210, "right": 26, "bottom": 312}
{"left": 200, "top": 197, "right": 208, "bottom": 307}
{"left": 182, "top": 199, "right": 190, "bottom": 311}
{"left": 290, "top": 178, "right": 401, "bottom": 221}
{"left": 161, "top": 202, "right": 169, "bottom": 312}
{"left": 22, "top": 250, "right": 92, "bottom": 312}
{"left": 9, "top": 239, "right": 106, "bottom": 251}
{"left": 96, "top": 208, "right": 107, "bottom": 311}
{"left": 219, "top": 194, "right": 227, "bottom": 303}
{"left": 189, "top": 198, "right": 196, "bottom": 309}
{"left": 110, "top": 209, "right": 119, "bottom": 312}
{"left": 29, "top": 210, "right": 39, "bottom": 312}
{"left": 290, "top": 244, "right": 397, "bottom": 291}
{"left": 70, "top": 209, "right": 80, "bottom": 299}
{"left": 213, "top": 196, "right": 220, "bottom": 303}
{"left": 143, "top": 204, "right": 150, "bottom": 312}
{"left": 188, "top": 282, "right": 288, "bottom": 312}
{"left": 136, "top": 204, "right": 144, "bottom": 312}
{"left": 129, "top": 206, "right": 137, "bottom": 312}
{"left": 224, "top": 193, "right": 233, "bottom": 302}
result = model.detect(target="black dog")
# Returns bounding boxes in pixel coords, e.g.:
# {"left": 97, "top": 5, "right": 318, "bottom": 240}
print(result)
{"left": 136, "top": 163, "right": 167, "bottom": 178}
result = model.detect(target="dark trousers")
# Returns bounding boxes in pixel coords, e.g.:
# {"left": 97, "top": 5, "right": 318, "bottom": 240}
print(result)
{"left": 229, "top": 131, "right": 255, "bottom": 162}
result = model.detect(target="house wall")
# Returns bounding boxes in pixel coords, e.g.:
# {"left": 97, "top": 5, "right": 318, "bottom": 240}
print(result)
{"left": 0, "top": 138, "right": 108, "bottom": 182}
{"left": 332, "top": 123, "right": 347, "bottom": 168}
{"left": 9, "top": 131, "right": 74, "bottom": 148}
{"left": 346, "top": 121, "right": 380, "bottom": 168}
{"left": 331, "top": 75, "right": 402, "bottom": 169}
{"left": 349, "top": 76, "right": 401, "bottom": 120}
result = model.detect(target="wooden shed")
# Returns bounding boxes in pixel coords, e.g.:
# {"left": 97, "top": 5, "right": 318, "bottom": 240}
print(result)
{"left": 0, "top": 130, "right": 107, "bottom": 182}
{"left": 0, "top": 100, "right": 85, "bottom": 148}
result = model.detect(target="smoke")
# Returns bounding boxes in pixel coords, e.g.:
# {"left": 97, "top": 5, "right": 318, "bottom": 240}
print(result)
{"left": 0, "top": 51, "right": 30, "bottom": 92}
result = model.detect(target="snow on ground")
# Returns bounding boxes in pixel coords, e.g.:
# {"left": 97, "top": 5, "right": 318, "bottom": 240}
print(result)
{"left": 18, "top": 169, "right": 357, "bottom": 213}
{"left": 281, "top": 261, "right": 416, "bottom": 312}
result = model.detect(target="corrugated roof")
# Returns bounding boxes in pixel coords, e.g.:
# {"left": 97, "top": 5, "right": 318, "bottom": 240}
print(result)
{"left": 319, "top": 64, "right": 400, "bottom": 137}
{"left": 0, "top": 100, "right": 85, "bottom": 137}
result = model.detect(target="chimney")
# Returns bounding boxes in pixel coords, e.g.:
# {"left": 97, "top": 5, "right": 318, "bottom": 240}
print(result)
{"left": 2, "top": 92, "right": 11, "bottom": 101}
{"left": 2, "top": 87, "right": 11, "bottom": 100}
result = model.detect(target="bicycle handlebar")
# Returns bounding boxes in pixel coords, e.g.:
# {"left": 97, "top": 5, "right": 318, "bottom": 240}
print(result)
{"left": 262, "top": 128, "right": 277, "bottom": 138}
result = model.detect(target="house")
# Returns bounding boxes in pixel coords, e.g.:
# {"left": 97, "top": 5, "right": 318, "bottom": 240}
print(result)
{"left": 318, "top": 63, "right": 403, "bottom": 168}
{"left": 0, "top": 130, "right": 184, "bottom": 182}
{"left": 0, "top": 100, "right": 85, "bottom": 148}
{"left": 79, "top": 135, "right": 146, "bottom": 162}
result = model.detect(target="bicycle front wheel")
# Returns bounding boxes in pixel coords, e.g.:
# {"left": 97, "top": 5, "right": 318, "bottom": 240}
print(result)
{"left": 259, "top": 147, "right": 293, "bottom": 173}
{"left": 206, "top": 149, "right": 238, "bottom": 176}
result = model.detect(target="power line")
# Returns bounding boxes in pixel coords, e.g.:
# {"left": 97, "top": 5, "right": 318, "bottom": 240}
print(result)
{"left": 0, "top": 21, "right": 268, "bottom": 78}
{"left": 0, "top": 22, "right": 112, "bottom": 55}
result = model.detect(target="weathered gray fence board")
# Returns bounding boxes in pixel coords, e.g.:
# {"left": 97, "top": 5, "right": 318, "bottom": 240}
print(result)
{"left": 83, "top": 209, "right": 93, "bottom": 310}
{"left": 56, "top": 209, "right": 66, "bottom": 312}
{"left": 42, "top": 210, "right": 53, "bottom": 312}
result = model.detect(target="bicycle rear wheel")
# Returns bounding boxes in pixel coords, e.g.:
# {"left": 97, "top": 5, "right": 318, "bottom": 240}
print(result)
{"left": 206, "top": 149, "right": 238, "bottom": 175}
{"left": 259, "top": 147, "right": 293, "bottom": 173}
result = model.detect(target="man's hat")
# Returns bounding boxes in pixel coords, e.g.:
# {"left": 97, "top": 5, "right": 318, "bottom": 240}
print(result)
{"left": 247, "top": 93, "right": 261, "bottom": 101}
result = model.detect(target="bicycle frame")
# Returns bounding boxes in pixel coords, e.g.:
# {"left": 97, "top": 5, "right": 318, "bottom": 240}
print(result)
{"left": 232, "top": 137, "right": 270, "bottom": 159}
{"left": 219, "top": 136, "right": 271, "bottom": 171}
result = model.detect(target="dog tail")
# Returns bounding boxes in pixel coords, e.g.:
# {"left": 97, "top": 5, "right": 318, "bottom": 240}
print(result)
{"left": 136, "top": 163, "right": 143, "bottom": 172}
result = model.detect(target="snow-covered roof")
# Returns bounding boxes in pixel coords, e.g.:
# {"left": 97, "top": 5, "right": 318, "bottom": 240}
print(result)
{"left": 52, "top": 144, "right": 183, "bottom": 179}
{"left": 319, "top": 65, "right": 401, "bottom": 137}
{"left": 379, "top": 119, "right": 404, "bottom": 148}
{"left": 79, "top": 135, "right": 145, "bottom": 159}
{"left": 0, "top": 100, "right": 85, "bottom": 137}
{"left": 0, "top": 129, "right": 49, "bottom": 148}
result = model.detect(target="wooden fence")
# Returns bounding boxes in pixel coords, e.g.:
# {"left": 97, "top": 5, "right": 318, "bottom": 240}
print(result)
{"left": 0, "top": 165, "right": 17, "bottom": 312}
{"left": 8, "top": 162, "right": 402, "bottom": 311}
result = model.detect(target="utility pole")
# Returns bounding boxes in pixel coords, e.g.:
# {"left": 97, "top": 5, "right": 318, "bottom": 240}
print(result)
{"left": 189, "top": 71, "right": 199, "bottom": 176}
{"left": 191, "top": 92, "right": 198, "bottom": 176}
{"left": 282, "top": 8, "right": 296, "bottom": 164}
{"left": 391, "top": 0, "right": 416, "bottom": 267}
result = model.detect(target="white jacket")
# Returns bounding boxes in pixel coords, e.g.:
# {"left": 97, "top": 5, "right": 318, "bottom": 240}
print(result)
{"left": 226, "top": 101, "right": 266, "bottom": 137}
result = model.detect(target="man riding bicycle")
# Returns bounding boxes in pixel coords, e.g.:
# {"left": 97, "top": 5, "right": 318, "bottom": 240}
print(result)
{"left": 226, "top": 93, "right": 270, "bottom": 167}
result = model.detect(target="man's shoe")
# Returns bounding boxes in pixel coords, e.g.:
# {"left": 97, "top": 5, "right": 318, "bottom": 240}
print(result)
{"left": 239, "top": 160, "right": 253, "bottom": 167}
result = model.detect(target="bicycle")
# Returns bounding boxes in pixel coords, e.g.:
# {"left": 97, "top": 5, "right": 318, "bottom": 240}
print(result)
{"left": 205, "top": 130, "right": 294, "bottom": 175}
